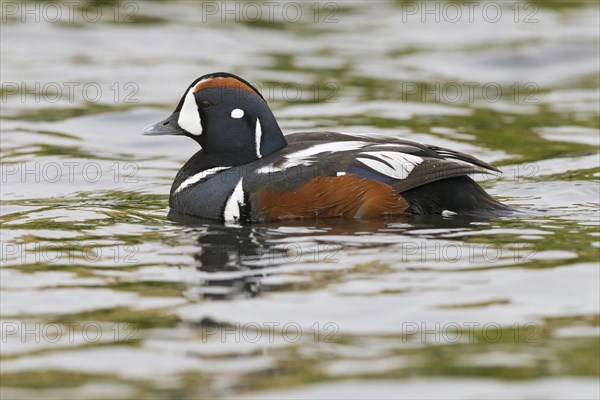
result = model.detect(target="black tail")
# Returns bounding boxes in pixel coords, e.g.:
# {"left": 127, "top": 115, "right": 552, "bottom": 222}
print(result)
{"left": 401, "top": 176, "right": 511, "bottom": 216}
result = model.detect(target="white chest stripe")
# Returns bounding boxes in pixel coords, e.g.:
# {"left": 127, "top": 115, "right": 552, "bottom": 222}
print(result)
{"left": 223, "top": 178, "right": 245, "bottom": 222}
{"left": 255, "top": 118, "right": 263, "bottom": 158}
{"left": 356, "top": 151, "right": 423, "bottom": 180}
{"left": 178, "top": 88, "right": 203, "bottom": 136}
{"left": 174, "top": 166, "right": 230, "bottom": 195}
{"left": 257, "top": 141, "right": 368, "bottom": 173}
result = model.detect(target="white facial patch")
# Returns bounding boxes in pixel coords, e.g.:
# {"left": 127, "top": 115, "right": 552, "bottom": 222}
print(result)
{"left": 178, "top": 87, "right": 203, "bottom": 136}
{"left": 255, "top": 118, "right": 263, "bottom": 158}
{"left": 356, "top": 151, "right": 423, "bottom": 180}
{"left": 231, "top": 108, "right": 244, "bottom": 119}
{"left": 223, "top": 178, "right": 245, "bottom": 222}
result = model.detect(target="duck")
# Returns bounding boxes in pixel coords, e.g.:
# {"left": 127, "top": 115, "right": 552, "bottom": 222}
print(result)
{"left": 143, "top": 72, "right": 508, "bottom": 223}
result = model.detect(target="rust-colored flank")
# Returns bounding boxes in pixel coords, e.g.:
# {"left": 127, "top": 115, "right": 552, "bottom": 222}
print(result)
{"left": 253, "top": 173, "right": 409, "bottom": 220}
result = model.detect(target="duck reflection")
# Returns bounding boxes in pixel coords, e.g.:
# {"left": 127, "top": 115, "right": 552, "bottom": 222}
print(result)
{"left": 168, "top": 210, "right": 492, "bottom": 299}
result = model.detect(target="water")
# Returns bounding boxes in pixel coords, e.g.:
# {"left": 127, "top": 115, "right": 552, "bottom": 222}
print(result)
{"left": 1, "top": 1, "right": 599, "bottom": 399}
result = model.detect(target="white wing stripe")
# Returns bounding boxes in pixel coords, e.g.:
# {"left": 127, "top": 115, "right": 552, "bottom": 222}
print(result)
{"left": 258, "top": 141, "right": 368, "bottom": 173}
{"left": 357, "top": 151, "right": 423, "bottom": 180}
{"left": 287, "top": 141, "right": 367, "bottom": 163}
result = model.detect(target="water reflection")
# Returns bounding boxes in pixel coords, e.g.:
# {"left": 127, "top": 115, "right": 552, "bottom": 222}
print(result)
{"left": 169, "top": 210, "right": 508, "bottom": 300}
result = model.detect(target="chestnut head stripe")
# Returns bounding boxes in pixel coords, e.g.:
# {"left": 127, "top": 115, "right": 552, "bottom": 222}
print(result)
{"left": 193, "top": 77, "right": 260, "bottom": 96}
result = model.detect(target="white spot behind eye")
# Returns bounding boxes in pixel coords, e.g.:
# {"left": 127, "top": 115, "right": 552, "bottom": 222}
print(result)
{"left": 178, "top": 88, "right": 203, "bottom": 136}
{"left": 231, "top": 108, "right": 244, "bottom": 119}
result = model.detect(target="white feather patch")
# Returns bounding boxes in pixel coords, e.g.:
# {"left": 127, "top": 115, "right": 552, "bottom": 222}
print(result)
{"left": 231, "top": 108, "right": 244, "bottom": 119}
{"left": 356, "top": 151, "right": 423, "bottom": 180}
{"left": 178, "top": 88, "right": 203, "bottom": 136}
{"left": 255, "top": 118, "right": 262, "bottom": 158}
{"left": 257, "top": 141, "right": 368, "bottom": 173}
{"left": 373, "top": 143, "right": 405, "bottom": 148}
{"left": 174, "top": 166, "right": 230, "bottom": 195}
{"left": 223, "top": 178, "right": 245, "bottom": 222}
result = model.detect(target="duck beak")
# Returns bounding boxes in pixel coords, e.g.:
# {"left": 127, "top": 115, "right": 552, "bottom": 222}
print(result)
{"left": 142, "top": 112, "right": 184, "bottom": 136}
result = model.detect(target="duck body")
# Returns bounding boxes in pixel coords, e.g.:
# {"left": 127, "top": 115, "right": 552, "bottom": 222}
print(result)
{"left": 169, "top": 131, "right": 506, "bottom": 222}
{"left": 144, "top": 73, "right": 508, "bottom": 223}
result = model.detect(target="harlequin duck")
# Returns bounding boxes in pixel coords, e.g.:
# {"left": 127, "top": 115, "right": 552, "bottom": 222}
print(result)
{"left": 144, "top": 72, "right": 508, "bottom": 223}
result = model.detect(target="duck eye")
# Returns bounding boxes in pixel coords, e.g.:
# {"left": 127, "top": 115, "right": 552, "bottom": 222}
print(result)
{"left": 199, "top": 100, "right": 212, "bottom": 109}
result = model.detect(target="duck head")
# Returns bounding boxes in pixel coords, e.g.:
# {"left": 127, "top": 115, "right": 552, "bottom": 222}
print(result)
{"left": 143, "top": 72, "right": 287, "bottom": 166}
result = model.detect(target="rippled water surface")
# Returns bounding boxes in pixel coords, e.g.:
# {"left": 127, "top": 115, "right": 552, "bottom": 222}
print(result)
{"left": 1, "top": 1, "right": 599, "bottom": 399}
